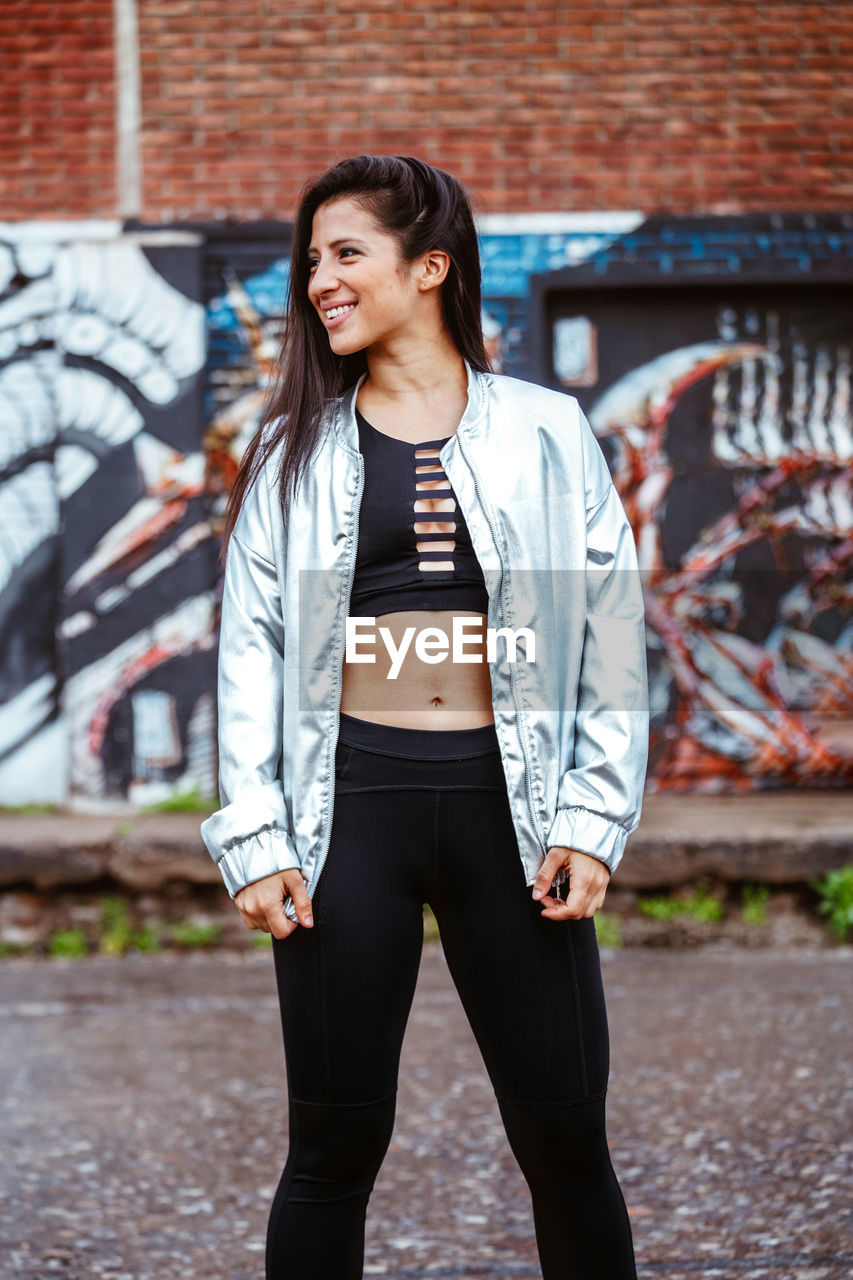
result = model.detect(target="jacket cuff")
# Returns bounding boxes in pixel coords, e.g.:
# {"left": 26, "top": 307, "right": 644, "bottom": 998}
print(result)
{"left": 199, "top": 782, "right": 301, "bottom": 898}
{"left": 212, "top": 825, "right": 302, "bottom": 899}
{"left": 545, "top": 806, "right": 630, "bottom": 876}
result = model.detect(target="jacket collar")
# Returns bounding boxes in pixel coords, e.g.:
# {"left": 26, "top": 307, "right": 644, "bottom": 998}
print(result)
{"left": 329, "top": 359, "right": 489, "bottom": 455}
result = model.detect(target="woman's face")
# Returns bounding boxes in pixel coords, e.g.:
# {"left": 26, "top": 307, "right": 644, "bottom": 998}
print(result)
{"left": 307, "top": 197, "right": 423, "bottom": 358}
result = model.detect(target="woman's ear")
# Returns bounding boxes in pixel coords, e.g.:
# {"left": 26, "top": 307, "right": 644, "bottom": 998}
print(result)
{"left": 416, "top": 248, "right": 452, "bottom": 292}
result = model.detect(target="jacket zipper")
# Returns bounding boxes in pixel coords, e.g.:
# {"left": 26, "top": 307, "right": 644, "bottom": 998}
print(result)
{"left": 308, "top": 447, "right": 365, "bottom": 902}
{"left": 450, "top": 432, "right": 547, "bottom": 855}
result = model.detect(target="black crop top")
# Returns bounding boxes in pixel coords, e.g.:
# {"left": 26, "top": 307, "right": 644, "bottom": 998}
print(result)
{"left": 349, "top": 409, "right": 490, "bottom": 618}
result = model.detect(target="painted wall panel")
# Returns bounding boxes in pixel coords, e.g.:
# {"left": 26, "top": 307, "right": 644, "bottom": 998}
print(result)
{"left": 541, "top": 286, "right": 852, "bottom": 790}
{"left": 0, "top": 229, "right": 212, "bottom": 808}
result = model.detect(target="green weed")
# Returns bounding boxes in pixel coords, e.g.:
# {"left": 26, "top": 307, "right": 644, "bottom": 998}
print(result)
{"left": 0, "top": 940, "right": 34, "bottom": 957}
{"left": 0, "top": 803, "right": 58, "bottom": 815}
{"left": 740, "top": 883, "right": 770, "bottom": 926}
{"left": 423, "top": 905, "right": 441, "bottom": 942}
{"left": 131, "top": 925, "right": 162, "bottom": 953}
{"left": 809, "top": 866, "right": 853, "bottom": 942}
{"left": 167, "top": 920, "right": 222, "bottom": 949}
{"left": 98, "top": 896, "right": 136, "bottom": 955}
{"left": 98, "top": 896, "right": 162, "bottom": 954}
{"left": 637, "top": 895, "right": 681, "bottom": 921}
{"left": 49, "top": 929, "right": 89, "bottom": 958}
{"left": 638, "top": 884, "right": 725, "bottom": 924}
{"left": 141, "top": 789, "right": 219, "bottom": 813}
{"left": 594, "top": 912, "right": 622, "bottom": 948}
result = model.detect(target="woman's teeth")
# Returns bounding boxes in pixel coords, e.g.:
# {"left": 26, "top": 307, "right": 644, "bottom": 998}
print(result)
{"left": 326, "top": 304, "right": 356, "bottom": 320}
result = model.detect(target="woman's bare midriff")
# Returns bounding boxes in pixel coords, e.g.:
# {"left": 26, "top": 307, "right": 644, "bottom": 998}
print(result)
{"left": 340, "top": 608, "right": 495, "bottom": 729}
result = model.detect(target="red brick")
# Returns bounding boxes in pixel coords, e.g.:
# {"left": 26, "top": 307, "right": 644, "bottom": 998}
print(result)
{"left": 3, "top": 0, "right": 852, "bottom": 218}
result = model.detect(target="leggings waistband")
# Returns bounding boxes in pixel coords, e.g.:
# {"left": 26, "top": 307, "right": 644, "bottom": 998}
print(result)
{"left": 338, "top": 711, "right": 500, "bottom": 759}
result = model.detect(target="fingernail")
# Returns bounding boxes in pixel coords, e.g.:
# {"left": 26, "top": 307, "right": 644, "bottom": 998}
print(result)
{"left": 532, "top": 889, "right": 542, "bottom": 900}
{"left": 305, "top": 915, "right": 313, "bottom": 926}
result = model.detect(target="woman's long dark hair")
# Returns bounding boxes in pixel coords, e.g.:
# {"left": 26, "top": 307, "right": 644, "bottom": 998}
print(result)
{"left": 219, "top": 155, "right": 491, "bottom": 564}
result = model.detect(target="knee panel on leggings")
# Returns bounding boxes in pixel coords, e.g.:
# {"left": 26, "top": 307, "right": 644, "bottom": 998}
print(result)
{"left": 496, "top": 1093, "right": 637, "bottom": 1279}
{"left": 497, "top": 1093, "right": 616, "bottom": 1192}
{"left": 286, "top": 1091, "right": 398, "bottom": 1203}
{"left": 265, "top": 1092, "right": 399, "bottom": 1279}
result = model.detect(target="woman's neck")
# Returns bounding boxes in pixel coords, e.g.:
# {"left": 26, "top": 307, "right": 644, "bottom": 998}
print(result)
{"left": 363, "top": 335, "right": 461, "bottom": 389}
{"left": 361, "top": 340, "right": 467, "bottom": 408}
{"left": 357, "top": 342, "right": 469, "bottom": 437}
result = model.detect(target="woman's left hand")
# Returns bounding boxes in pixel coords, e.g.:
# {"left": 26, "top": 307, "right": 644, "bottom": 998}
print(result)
{"left": 532, "top": 846, "right": 611, "bottom": 920}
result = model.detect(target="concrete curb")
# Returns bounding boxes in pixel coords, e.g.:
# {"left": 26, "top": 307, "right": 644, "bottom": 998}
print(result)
{"left": 0, "top": 813, "right": 221, "bottom": 892}
{"left": 1, "top": 791, "right": 851, "bottom": 893}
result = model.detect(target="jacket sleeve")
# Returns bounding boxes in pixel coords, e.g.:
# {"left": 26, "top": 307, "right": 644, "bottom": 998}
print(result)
{"left": 199, "top": 458, "right": 301, "bottom": 898}
{"left": 545, "top": 410, "right": 649, "bottom": 876}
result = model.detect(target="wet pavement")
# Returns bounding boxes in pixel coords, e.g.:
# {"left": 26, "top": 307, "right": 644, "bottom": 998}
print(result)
{"left": 1, "top": 942, "right": 851, "bottom": 1280}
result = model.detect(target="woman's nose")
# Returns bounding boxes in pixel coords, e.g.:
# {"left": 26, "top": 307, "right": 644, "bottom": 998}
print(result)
{"left": 309, "top": 258, "right": 338, "bottom": 299}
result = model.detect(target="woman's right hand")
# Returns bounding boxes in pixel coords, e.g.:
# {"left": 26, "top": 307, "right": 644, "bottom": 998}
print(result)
{"left": 234, "top": 869, "right": 314, "bottom": 940}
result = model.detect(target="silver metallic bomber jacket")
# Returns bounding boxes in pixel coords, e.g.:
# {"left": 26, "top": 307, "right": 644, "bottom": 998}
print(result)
{"left": 200, "top": 362, "right": 650, "bottom": 922}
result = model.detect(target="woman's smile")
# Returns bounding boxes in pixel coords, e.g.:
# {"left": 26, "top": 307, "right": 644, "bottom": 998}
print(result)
{"left": 322, "top": 301, "right": 358, "bottom": 327}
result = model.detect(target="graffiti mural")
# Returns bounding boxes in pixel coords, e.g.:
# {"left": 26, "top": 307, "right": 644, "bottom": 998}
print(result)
{"left": 544, "top": 285, "right": 852, "bottom": 790}
{"left": 205, "top": 253, "right": 289, "bottom": 517}
{"left": 0, "top": 228, "right": 213, "bottom": 807}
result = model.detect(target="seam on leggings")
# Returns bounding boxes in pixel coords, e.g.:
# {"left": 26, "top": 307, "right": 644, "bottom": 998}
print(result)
{"left": 289, "top": 1086, "right": 398, "bottom": 1108}
{"left": 335, "top": 784, "right": 507, "bottom": 794}
{"left": 336, "top": 740, "right": 502, "bottom": 761}
{"left": 432, "top": 792, "right": 441, "bottom": 866}
{"left": 288, "top": 1186, "right": 384, "bottom": 1205}
{"left": 565, "top": 926, "right": 590, "bottom": 1098}
{"left": 317, "top": 885, "right": 331, "bottom": 1096}
{"left": 494, "top": 1085, "right": 608, "bottom": 1109}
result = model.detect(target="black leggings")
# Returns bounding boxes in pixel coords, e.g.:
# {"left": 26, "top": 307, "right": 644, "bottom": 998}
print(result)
{"left": 266, "top": 712, "right": 637, "bottom": 1279}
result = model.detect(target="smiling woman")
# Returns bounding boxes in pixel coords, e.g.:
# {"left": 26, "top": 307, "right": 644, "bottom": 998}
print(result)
{"left": 201, "top": 155, "right": 648, "bottom": 1280}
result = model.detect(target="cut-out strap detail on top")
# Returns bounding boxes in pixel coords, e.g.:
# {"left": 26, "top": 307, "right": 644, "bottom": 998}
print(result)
{"left": 355, "top": 410, "right": 459, "bottom": 572}
{"left": 412, "top": 442, "right": 456, "bottom": 572}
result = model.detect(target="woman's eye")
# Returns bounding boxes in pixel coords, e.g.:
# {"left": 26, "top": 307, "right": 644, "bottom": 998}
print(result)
{"left": 307, "top": 249, "right": 357, "bottom": 272}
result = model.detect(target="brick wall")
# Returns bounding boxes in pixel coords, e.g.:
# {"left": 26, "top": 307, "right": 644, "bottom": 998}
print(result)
{"left": 4, "top": 1, "right": 852, "bottom": 220}
{"left": 2, "top": 1, "right": 116, "bottom": 219}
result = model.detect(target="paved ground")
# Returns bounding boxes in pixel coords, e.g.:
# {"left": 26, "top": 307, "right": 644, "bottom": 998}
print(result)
{"left": 1, "top": 942, "right": 851, "bottom": 1280}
